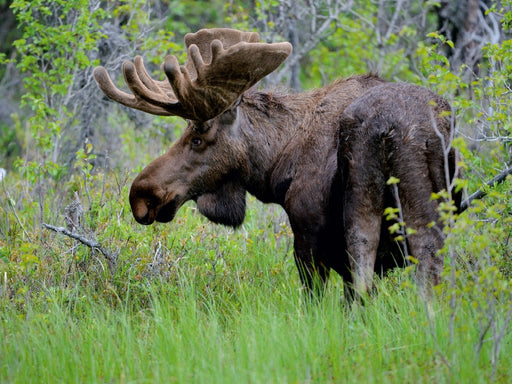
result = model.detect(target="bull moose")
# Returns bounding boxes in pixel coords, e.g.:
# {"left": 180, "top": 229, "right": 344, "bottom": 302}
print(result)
{"left": 94, "top": 28, "right": 460, "bottom": 298}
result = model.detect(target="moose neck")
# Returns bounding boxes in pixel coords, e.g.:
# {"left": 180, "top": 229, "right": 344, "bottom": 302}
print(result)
{"left": 237, "top": 90, "right": 311, "bottom": 204}
{"left": 230, "top": 75, "right": 387, "bottom": 207}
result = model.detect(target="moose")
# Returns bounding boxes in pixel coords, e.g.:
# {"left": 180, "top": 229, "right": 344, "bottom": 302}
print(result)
{"left": 94, "top": 28, "right": 460, "bottom": 298}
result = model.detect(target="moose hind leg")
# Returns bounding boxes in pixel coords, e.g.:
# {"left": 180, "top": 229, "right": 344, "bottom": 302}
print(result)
{"left": 342, "top": 168, "right": 384, "bottom": 297}
{"left": 344, "top": 210, "right": 382, "bottom": 297}
{"left": 393, "top": 157, "right": 446, "bottom": 288}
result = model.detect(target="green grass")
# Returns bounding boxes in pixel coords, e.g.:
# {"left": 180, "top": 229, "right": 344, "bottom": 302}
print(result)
{"left": 1, "top": 175, "right": 512, "bottom": 383}
{"left": 1, "top": 272, "right": 511, "bottom": 383}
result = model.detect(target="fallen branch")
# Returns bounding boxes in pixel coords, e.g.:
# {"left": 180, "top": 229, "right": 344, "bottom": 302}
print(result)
{"left": 42, "top": 223, "right": 117, "bottom": 273}
{"left": 460, "top": 166, "right": 512, "bottom": 213}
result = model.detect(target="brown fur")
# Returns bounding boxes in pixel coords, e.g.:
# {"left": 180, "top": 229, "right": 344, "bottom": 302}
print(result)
{"left": 129, "top": 75, "right": 460, "bottom": 297}
{"left": 338, "top": 83, "right": 461, "bottom": 296}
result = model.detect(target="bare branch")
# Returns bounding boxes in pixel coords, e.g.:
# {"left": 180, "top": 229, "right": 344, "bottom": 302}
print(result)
{"left": 460, "top": 166, "right": 512, "bottom": 213}
{"left": 261, "top": 0, "right": 353, "bottom": 87}
{"left": 42, "top": 223, "right": 117, "bottom": 273}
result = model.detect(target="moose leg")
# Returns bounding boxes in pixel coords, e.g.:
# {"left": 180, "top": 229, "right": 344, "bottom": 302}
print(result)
{"left": 292, "top": 233, "right": 330, "bottom": 297}
{"left": 342, "top": 154, "right": 385, "bottom": 299}
{"left": 393, "top": 159, "right": 445, "bottom": 289}
{"left": 407, "top": 226, "right": 444, "bottom": 287}
{"left": 343, "top": 204, "right": 382, "bottom": 299}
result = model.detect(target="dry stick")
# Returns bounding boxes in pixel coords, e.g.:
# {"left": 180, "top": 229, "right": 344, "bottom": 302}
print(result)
{"left": 42, "top": 223, "right": 117, "bottom": 273}
{"left": 459, "top": 166, "right": 512, "bottom": 213}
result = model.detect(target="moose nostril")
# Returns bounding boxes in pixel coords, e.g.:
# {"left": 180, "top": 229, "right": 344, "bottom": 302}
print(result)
{"left": 132, "top": 201, "right": 153, "bottom": 225}
{"left": 138, "top": 212, "right": 150, "bottom": 225}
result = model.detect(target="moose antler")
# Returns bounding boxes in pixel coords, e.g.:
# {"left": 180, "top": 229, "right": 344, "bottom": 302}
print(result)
{"left": 94, "top": 28, "right": 292, "bottom": 121}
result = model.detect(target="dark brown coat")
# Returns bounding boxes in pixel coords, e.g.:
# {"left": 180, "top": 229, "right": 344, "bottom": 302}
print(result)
{"left": 338, "top": 83, "right": 460, "bottom": 295}
{"left": 94, "top": 29, "right": 460, "bottom": 298}
{"left": 128, "top": 77, "right": 459, "bottom": 297}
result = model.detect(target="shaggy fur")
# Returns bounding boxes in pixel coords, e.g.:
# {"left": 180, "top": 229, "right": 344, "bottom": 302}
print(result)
{"left": 127, "top": 75, "right": 460, "bottom": 297}
{"left": 95, "top": 29, "right": 460, "bottom": 298}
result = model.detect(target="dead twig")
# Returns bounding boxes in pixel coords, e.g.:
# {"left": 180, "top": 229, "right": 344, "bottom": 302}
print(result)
{"left": 460, "top": 167, "right": 512, "bottom": 213}
{"left": 42, "top": 223, "right": 117, "bottom": 274}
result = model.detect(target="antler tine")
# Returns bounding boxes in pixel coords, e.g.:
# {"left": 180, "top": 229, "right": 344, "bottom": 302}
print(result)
{"left": 133, "top": 55, "right": 172, "bottom": 94}
{"left": 122, "top": 59, "right": 184, "bottom": 113}
{"left": 94, "top": 28, "right": 292, "bottom": 121}
{"left": 182, "top": 28, "right": 260, "bottom": 79}
{"left": 93, "top": 65, "right": 173, "bottom": 116}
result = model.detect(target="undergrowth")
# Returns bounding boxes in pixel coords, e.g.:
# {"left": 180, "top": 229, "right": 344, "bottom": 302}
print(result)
{"left": 1, "top": 168, "right": 512, "bottom": 383}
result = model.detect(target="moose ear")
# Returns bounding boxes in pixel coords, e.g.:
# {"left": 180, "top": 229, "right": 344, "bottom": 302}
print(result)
{"left": 196, "top": 183, "right": 246, "bottom": 227}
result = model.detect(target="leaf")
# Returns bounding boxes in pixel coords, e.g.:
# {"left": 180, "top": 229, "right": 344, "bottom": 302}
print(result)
{"left": 387, "top": 176, "right": 400, "bottom": 185}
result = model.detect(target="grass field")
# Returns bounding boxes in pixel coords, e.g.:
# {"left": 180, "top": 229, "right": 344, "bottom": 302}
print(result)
{"left": 1, "top": 268, "right": 511, "bottom": 383}
{"left": 1, "top": 186, "right": 512, "bottom": 383}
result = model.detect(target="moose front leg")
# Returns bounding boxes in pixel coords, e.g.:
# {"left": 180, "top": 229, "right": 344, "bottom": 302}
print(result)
{"left": 291, "top": 230, "right": 331, "bottom": 297}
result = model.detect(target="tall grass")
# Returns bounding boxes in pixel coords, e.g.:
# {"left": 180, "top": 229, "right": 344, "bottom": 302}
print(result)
{"left": 1, "top": 250, "right": 511, "bottom": 382}
{"left": 1, "top": 172, "right": 512, "bottom": 383}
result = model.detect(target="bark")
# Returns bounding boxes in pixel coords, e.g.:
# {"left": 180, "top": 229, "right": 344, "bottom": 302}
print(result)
{"left": 436, "top": 0, "right": 501, "bottom": 73}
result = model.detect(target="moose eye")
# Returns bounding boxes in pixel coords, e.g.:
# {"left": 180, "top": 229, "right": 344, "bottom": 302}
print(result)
{"left": 191, "top": 137, "right": 202, "bottom": 147}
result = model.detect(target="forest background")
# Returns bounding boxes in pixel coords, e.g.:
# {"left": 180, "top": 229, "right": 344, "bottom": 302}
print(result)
{"left": 1, "top": 0, "right": 512, "bottom": 383}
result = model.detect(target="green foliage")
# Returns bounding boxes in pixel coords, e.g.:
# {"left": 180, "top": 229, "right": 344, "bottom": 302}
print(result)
{"left": 400, "top": 10, "right": 512, "bottom": 373}
{"left": 1, "top": 1, "right": 512, "bottom": 382}
{"left": 438, "top": 177, "right": 512, "bottom": 376}
{"left": 161, "top": 0, "right": 228, "bottom": 33}
{"left": 305, "top": 1, "right": 434, "bottom": 87}
{"left": 9, "top": 0, "right": 106, "bottom": 217}
{"left": 0, "top": 122, "right": 20, "bottom": 168}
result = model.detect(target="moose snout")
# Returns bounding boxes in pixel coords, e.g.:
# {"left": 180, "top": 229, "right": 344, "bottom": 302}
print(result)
{"left": 129, "top": 181, "right": 156, "bottom": 224}
{"left": 130, "top": 197, "right": 154, "bottom": 225}
{"left": 129, "top": 180, "right": 179, "bottom": 225}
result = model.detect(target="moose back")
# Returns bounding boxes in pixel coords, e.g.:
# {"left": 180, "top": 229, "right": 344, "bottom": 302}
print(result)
{"left": 94, "top": 28, "right": 460, "bottom": 298}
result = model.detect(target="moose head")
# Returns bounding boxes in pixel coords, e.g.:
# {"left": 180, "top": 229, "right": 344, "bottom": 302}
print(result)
{"left": 95, "top": 28, "right": 459, "bottom": 299}
{"left": 94, "top": 29, "right": 291, "bottom": 227}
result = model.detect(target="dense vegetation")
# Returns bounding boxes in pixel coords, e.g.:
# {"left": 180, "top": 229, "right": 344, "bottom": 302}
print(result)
{"left": 1, "top": 1, "right": 511, "bottom": 382}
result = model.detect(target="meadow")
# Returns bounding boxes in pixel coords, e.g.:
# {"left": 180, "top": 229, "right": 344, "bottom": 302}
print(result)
{"left": 1, "top": 180, "right": 512, "bottom": 383}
